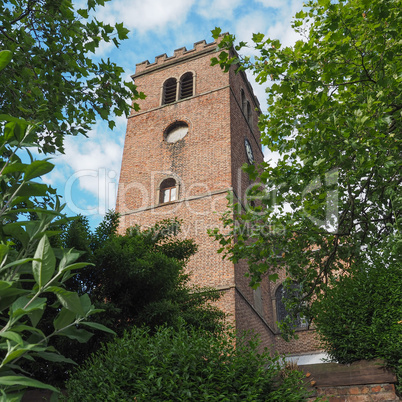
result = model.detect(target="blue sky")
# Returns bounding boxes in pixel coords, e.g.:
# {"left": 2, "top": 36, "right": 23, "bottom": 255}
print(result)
{"left": 43, "top": 0, "right": 305, "bottom": 228}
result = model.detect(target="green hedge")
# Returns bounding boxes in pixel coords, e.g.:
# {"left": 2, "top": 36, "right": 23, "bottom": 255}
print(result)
{"left": 313, "top": 262, "right": 402, "bottom": 365}
{"left": 312, "top": 261, "right": 402, "bottom": 394}
{"left": 66, "top": 323, "right": 310, "bottom": 401}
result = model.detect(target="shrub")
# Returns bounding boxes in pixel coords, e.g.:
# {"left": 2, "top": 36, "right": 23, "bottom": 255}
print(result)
{"left": 312, "top": 262, "right": 402, "bottom": 365}
{"left": 66, "top": 322, "right": 310, "bottom": 401}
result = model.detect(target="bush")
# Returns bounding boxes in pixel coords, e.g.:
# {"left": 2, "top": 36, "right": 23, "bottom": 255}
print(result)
{"left": 66, "top": 322, "right": 310, "bottom": 401}
{"left": 312, "top": 262, "right": 402, "bottom": 365}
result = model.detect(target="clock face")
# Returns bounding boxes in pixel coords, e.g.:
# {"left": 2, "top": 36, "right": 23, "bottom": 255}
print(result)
{"left": 244, "top": 138, "right": 254, "bottom": 164}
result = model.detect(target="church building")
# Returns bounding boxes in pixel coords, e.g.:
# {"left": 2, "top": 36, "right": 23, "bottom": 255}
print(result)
{"left": 116, "top": 35, "right": 321, "bottom": 361}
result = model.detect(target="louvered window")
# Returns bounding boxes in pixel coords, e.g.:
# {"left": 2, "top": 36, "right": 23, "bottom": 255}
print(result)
{"left": 180, "top": 72, "right": 193, "bottom": 99}
{"left": 163, "top": 78, "right": 177, "bottom": 105}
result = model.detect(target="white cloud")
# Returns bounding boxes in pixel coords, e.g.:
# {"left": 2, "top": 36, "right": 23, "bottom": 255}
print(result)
{"left": 45, "top": 120, "right": 126, "bottom": 216}
{"left": 234, "top": 12, "right": 268, "bottom": 51}
{"left": 255, "top": 0, "right": 283, "bottom": 8}
{"left": 196, "top": 0, "right": 243, "bottom": 20}
{"left": 263, "top": 147, "right": 281, "bottom": 166}
{"left": 96, "top": 0, "right": 195, "bottom": 33}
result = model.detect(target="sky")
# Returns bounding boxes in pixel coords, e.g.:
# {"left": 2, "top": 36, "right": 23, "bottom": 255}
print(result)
{"left": 43, "top": 0, "right": 305, "bottom": 228}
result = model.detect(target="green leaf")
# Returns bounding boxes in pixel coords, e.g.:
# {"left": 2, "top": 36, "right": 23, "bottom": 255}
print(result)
{"left": 0, "top": 376, "right": 59, "bottom": 393}
{"left": 0, "top": 258, "right": 35, "bottom": 272}
{"left": 28, "top": 308, "right": 44, "bottom": 328}
{"left": 0, "top": 245, "right": 9, "bottom": 264}
{"left": 0, "top": 331, "right": 23, "bottom": 346}
{"left": 32, "top": 235, "right": 56, "bottom": 287}
{"left": 77, "top": 8, "right": 89, "bottom": 18}
{"left": 252, "top": 33, "right": 265, "bottom": 43}
{"left": 268, "top": 273, "right": 279, "bottom": 282}
{"left": 80, "top": 321, "right": 116, "bottom": 335}
{"left": 24, "top": 160, "right": 54, "bottom": 181}
{"left": 3, "top": 224, "right": 29, "bottom": 249}
{"left": 211, "top": 27, "right": 222, "bottom": 40}
{"left": 0, "top": 280, "right": 13, "bottom": 291}
{"left": 60, "top": 262, "right": 92, "bottom": 275}
{"left": 1, "top": 162, "right": 28, "bottom": 175}
{"left": 115, "top": 22, "right": 129, "bottom": 40}
{"left": 47, "top": 286, "right": 84, "bottom": 316}
{"left": 58, "top": 326, "right": 93, "bottom": 343}
{"left": 79, "top": 293, "right": 92, "bottom": 315}
{"left": 35, "top": 351, "right": 76, "bottom": 365}
{"left": 10, "top": 296, "right": 46, "bottom": 320}
{"left": 53, "top": 308, "right": 76, "bottom": 331}
{"left": 0, "top": 50, "right": 12, "bottom": 71}
{"left": 58, "top": 249, "right": 81, "bottom": 272}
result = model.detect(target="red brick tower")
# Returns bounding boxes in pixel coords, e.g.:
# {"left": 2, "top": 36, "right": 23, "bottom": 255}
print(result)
{"left": 116, "top": 37, "right": 320, "bottom": 357}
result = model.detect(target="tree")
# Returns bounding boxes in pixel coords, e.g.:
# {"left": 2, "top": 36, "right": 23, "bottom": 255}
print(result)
{"left": 66, "top": 321, "right": 310, "bottom": 401}
{"left": 311, "top": 259, "right": 402, "bottom": 366}
{"left": 311, "top": 255, "right": 402, "bottom": 393}
{"left": 0, "top": 109, "right": 113, "bottom": 398}
{"left": 24, "top": 216, "right": 226, "bottom": 387}
{"left": 68, "top": 216, "right": 225, "bottom": 336}
{"left": 210, "top": 0, "right": 402, "bottom": 327}
{"left": 0, "top": 0, "right": 144, "bottom": 153}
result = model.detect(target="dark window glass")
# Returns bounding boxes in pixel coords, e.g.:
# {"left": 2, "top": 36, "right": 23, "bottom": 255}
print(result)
{"left": 241, "top": 89, "right": 246, "bottom": 113}
{"left": 247, "top": 101, "right": 252, "bottom": 122}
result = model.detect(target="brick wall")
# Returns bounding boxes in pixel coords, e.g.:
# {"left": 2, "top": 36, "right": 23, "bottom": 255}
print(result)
{"left": 310, "top": 383, "right": 400, "bottom": 401}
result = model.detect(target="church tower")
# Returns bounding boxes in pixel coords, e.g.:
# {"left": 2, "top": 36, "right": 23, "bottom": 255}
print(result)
{"left": 116, "top": 36, "right": 320, "bottom": 357}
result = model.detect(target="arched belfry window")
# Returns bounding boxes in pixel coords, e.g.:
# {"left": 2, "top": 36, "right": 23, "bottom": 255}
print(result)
{"left": 159, "top": 178, "right": 177, "bottom": 204}
{"left": 162, "top": 78, "right": 177, "bottom": 105}
{"left": 275, "top": 282, "right": 308, "bottom": 329}
{"left": 180, "top": 72, "right": 193, "bottom": 99}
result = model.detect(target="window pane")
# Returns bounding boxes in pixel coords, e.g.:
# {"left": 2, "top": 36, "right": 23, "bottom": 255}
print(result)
{"left": 163, "top": 189, "right": 170, "bottom": 203}
{"left": 171, "top": 187, "right": 177, "bottom": 201}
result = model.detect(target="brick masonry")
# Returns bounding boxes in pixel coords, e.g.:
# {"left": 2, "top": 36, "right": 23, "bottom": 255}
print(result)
{"left": 308, "top": 384, "right": 400, "bottom": 401}
{"left": 116, "top": 36, "right": 321, "bottom": 355}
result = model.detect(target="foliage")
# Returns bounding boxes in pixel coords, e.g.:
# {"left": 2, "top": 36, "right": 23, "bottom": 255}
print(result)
{"left": 0, "top": 0, "right": 144, "bottom": 153}
{"left": 210, "top": 0, "right": 402, "bottom": 330}
{"left": 76, "top": 217, "right": 225, "bottom": 336}
{"left": 24, "top": 217, "right": 226, "bottom": 387}
{"left": 66, "top": 321, "right": 310, "bottom": 402}
{"left": 0, "top": 110, "right": 114, "bottom": 399}
{"left": 311, "top": 260, "right": 402, "bottom": 366}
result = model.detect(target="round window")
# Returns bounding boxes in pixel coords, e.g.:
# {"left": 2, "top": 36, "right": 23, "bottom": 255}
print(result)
{"left": 165, "top": 122, "right": 188, "bottom": 143}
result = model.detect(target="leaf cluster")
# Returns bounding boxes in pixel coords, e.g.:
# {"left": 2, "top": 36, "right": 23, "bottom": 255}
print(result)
{"left": 0, "top": 0, "right": 144, "bottom": 153}
{"left": 0, "top": 113, "right": 112, "bottom": 399}
{"left": 312, "top": 260, "right": 402, "bottom": 365}
{"left": 66, "top": 321, "right": 310, "bottom": 401}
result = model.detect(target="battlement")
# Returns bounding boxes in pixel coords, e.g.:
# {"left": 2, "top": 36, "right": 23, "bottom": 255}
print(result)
{"left": 134, "top": 34, "right": 228, "bottom": 76}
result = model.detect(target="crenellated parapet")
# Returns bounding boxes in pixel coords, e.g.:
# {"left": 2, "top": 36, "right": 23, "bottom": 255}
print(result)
{"left": 133, "top": 35, "right": 228, "bottom": 77}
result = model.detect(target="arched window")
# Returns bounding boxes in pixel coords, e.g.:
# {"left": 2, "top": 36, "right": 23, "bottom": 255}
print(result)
{"left": 275, "top": 282, "right": 308, "bottom": 329}
{"left": 164, "top": 121, "right": 189, "bottom": 143}
{"left": 159, "top": 178, "right": 177, "bottom": 204}
{"left": 247, "top": 101, "right": 252, "bottom": 123}
{"left": 162, "top": 78, "right": 177, "bottom": 105}
{"left": 241, "top": 89, "right": 246, "bottom": 113}
{"left": 180, "top": 72, "right": 193, "bottom": 99}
